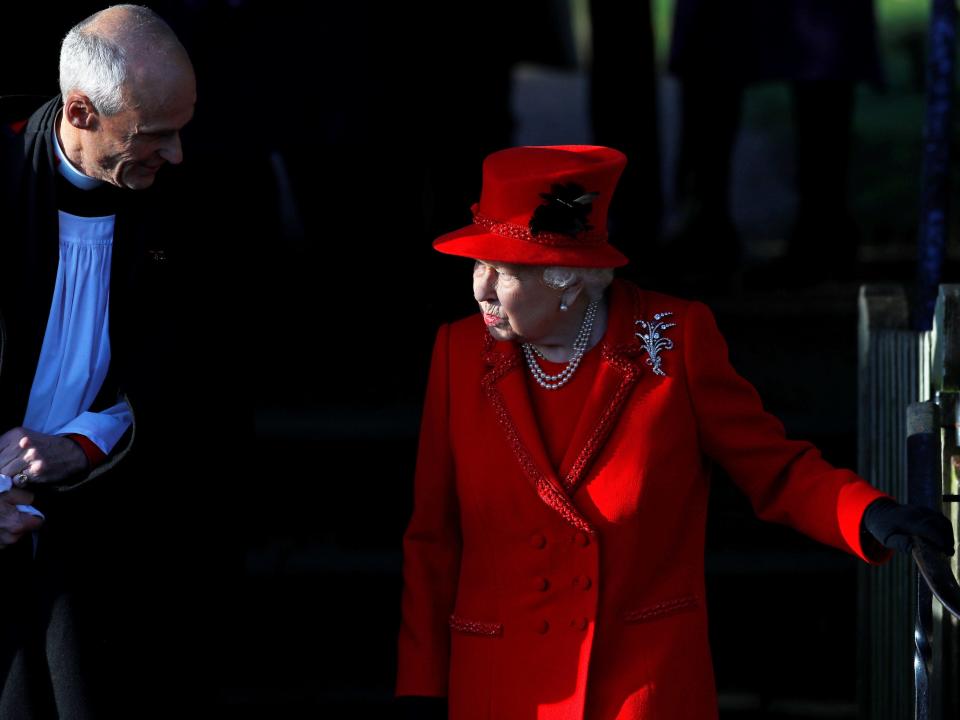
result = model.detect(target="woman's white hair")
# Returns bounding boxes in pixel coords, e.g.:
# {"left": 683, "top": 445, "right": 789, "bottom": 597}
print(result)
{"left": 542, "top": 266, "right": 615, "bottom": 300}
{"left": 59, "top": 5, "right": 177, "bottom": 116}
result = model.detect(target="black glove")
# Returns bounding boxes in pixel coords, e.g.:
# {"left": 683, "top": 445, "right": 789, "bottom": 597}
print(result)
{"left": 393, "top": 696, "right": 447, "bottom": 720}
{"left": 862, "top": 498, "right": 955, "bottom": 555}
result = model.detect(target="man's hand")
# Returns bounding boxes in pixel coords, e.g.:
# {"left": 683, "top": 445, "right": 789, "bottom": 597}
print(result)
{"left": 862, "top": 497, "right": 956, "bottom": 555}
{"left": 0, "top": 427, "right": 88, "bottom": 486}
{"left": 0, "top": 488, "right": 44, "bottom": 547}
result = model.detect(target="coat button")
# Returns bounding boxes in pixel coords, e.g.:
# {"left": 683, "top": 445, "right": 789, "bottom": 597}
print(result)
{"left": 572, "top": 575, "right": 592, "bottom": 590}
{"left": 570, "top": 617, "right": 589, "bottom": 631}
{"left": 532, "top": 577, "right": 549, "bottom": 592}
{"left": 530, "top": 533, "right": 547, "bottom": 549}
{"left": 573, "top": 531, "right": 589, "bottom": 547}
{"left": 534, "top": 619, "right": 550, "bottom": 634}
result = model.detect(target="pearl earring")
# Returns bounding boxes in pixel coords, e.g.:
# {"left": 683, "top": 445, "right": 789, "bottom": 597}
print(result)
{"left": 560, "top": 301, "right": 568, "bottom": 312}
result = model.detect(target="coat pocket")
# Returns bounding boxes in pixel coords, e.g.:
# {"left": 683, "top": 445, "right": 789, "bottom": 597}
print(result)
{"left": 622, "top": 594, "right": 698, "bottom": 624}
{"left": 449, "top": 614, "right": 503, "bottom": 638}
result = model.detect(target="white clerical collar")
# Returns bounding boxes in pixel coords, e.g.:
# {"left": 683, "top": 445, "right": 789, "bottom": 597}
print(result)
{"left": 52, "top": 110, "right": 104, "bottom": 191}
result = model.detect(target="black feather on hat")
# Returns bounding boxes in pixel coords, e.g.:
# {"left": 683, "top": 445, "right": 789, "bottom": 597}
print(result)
{"left": 529, "top": 183, "right": 599, "bottom": 238}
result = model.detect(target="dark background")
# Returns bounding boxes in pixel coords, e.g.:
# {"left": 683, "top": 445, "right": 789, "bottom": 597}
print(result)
{"left": 2, "top": 1, "right": 953, "bottom": 718}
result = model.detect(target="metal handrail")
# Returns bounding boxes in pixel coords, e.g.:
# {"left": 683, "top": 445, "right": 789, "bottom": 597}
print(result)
{"left": 912, "top": 537, "right": 960, "bottom": 620}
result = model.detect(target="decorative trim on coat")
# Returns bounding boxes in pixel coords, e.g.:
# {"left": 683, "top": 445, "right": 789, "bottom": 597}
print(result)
{"left": 449, "top": 614, "right": 504, "bottom": 637}
{"left": 561, "top": 345, "right": 642, "bottom": 496}
{"left": 622, "top": 595, "right": 699, "bottom": 624}
{"left": 562, "top": 285, "right": 661, "bottom": 495}
{"left": 481, "top": 327, "right": 595, "bottom": 534}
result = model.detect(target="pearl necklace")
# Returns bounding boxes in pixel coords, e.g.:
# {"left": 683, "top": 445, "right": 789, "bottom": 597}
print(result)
{"left": 521, "top": 299, "right": 600, "bottom": 390}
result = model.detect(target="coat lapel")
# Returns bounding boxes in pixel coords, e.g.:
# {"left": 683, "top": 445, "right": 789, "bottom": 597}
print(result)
{"left": 480, "top": 280, "right": 680, "bottom": 531}
{"left": 481, "top": 329, "right": 595, "bottom": 534}
{"left": 481, "top": 282, "right": 684, "bottom": 532}
{"left": 559, "top": 281, "right": 651, "bottom": 495}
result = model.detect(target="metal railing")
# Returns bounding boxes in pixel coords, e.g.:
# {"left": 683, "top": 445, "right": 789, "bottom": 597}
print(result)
{"left": 859, "top": 285, "right": 960, "bottom": 720}
{"left": 907, "top": 398, "right": 959, "bottom": 720}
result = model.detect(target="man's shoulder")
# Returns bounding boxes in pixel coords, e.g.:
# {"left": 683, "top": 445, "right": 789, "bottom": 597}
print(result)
{"left": 0, "top": 96, "right": 56, "bottom": 180}
{"left": 0, "top": 95, "right": 50, "bottom": 137}
{"left": 0, "top": 96, "right": 59, "bottom": 215}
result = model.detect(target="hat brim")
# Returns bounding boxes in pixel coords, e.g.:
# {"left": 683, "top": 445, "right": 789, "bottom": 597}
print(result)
{"left": 433, "top": 223, "right": 629, "bottom": 268}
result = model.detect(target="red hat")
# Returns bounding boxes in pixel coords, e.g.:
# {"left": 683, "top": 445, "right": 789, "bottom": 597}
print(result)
{"left": 433, "top": 145, "right": 629, "bottom": 268}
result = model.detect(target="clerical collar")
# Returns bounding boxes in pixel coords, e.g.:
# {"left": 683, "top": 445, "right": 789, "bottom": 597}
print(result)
{"left": 52, "top": 110, "right": 104, "bottom": 191}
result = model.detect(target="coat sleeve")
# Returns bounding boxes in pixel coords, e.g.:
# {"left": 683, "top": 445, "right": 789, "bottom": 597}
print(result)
{"left": 682, "top": 301, "right": 891, "bottom": 564}
{"left": 396, "top": 324, "right": 462, "bottom": 696}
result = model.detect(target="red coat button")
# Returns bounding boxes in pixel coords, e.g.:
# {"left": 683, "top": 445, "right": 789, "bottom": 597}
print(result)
{"left": 570, "top": 617, "right": 589, "bottom": 631}
{"left": 530, "top": 533, "right": 547, "bottom": 549}
{"left": 534, "top": 619, "right": 550, "bottom": 634}
{"left": 573, "top": 531, "right": 589, "bottom": 547}
{"left": 532, "top": 577, "right": 549, "bottom": 592}
{"left": 573, "top": 575, "right": 592, "bottom": 590}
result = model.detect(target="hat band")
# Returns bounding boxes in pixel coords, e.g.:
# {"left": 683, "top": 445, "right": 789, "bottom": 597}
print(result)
{"left": 473, "top": 212, "right": 607, "bottom": 248}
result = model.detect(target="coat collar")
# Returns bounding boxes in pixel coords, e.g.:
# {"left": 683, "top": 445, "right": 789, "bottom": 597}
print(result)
{"left": 480, "top": 280, "right": 670, "bottom": 531}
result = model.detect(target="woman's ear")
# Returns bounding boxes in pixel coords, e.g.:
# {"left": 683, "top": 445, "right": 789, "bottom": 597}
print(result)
{"left": 560, "top": 279, "right": 585, "bottom": 311}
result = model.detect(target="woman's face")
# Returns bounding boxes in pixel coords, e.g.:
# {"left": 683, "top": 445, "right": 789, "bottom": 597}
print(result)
{"left": 472, "top": 260, "right": 564, "bottom": 344}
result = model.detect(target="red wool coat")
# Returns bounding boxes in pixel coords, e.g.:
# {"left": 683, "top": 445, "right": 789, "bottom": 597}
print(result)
{"left": 397, "top": 280, "right": 886, "bottom": 720}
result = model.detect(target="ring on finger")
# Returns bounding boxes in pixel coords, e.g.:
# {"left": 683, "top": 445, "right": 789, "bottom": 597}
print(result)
{"left": 12, "top": 473, "right": 30, "bottom": 488}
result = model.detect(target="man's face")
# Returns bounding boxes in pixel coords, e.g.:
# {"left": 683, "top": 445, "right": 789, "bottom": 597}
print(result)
{"left": 90, "top": 65, "right": 196, "bottom": 190}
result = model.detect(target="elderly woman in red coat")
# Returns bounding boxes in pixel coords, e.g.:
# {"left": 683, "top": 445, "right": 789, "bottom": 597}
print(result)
{"left": 395, "top": 146, "right": 953, "bottom": 720}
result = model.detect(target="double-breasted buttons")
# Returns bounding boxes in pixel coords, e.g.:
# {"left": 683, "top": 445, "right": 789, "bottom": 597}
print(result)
{"left": 570, "top": 617, "right": 589, "bottom": 631}
{"left": 534, "top": 619, "right": 550, "bottom": 634}
{"left": 532, "top": 576, "right": 549, "bottom": 592}
{"left": 572, "top": 575, "right": 592, "bottom": 591}
{"left": 573, "top": 531, "right": 590, "bottom": 547}
{"left": 530, "top": 532, "right": 547, "bottom": 549}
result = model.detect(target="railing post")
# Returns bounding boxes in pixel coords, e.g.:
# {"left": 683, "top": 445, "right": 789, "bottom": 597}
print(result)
{"left": 932, "top": 286, "right": 960, "bottom": 718}
{"left": 908, "top": 401, "right": 940, "bottom": 720}
{"left": 905, "top": 286, "right": 960, "bottom": 720}
{"left": 859, "top": 284, "right": 960, "bottom": 718}
{"left": 858, "top": 285, "right": 927, "bottom": 720}
{"left": 937, "top": 391, "right": 960, "bottom": 718}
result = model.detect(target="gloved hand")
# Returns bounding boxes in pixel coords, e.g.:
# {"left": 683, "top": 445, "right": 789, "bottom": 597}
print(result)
{"left": 862, "top": 497, "right": 955, "bottom": 555}
{"left": 394, "top": 695, "right": 447, "bottom": 720}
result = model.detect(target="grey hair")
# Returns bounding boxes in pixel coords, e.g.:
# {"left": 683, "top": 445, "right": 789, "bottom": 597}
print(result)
{"left": 59, "top": 5, "right": 179, "bottom": 116}
{"left": 542, "top": 266, "right": 615, "bottom": 300}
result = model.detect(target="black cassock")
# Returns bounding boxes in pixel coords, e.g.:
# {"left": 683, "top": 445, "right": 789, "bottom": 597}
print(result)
{"left": 0, "top": 95, "right": 239, "bottom": 719}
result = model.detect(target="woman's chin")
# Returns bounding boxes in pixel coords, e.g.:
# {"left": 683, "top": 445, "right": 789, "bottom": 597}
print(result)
{"left": 486, "top": 324, "right": 516, "bottom": 342}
